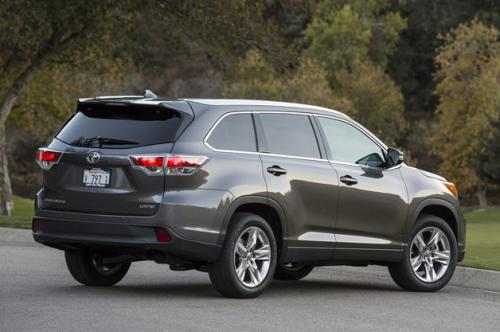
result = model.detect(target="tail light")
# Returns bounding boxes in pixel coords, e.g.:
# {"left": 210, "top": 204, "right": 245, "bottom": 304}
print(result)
{"left": 130, "top": 156, "right": 165, "bottom": 175}
{"left": 166, "top": 155, "right": 208, "bottom": 175}
{"left": 130, "top": 154, "right": 208, "bottom": 175}
{"left": 36, "top": 148, "right": 62, "bottom": 170}
{"left": 154, "top": 227, "right": 172, "bottom": 242}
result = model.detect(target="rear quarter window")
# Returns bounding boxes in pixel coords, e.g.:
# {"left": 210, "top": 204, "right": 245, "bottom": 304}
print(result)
{"left": 206, "top": 113, "right": 257, "bottom": 152}
{"left": 57, "top": 104, "right": 183, "bottom": 147}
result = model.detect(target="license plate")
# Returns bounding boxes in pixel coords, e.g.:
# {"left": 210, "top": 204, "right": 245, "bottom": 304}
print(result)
{"left": 83, "top": 168, "right": 111, "bottom": 187}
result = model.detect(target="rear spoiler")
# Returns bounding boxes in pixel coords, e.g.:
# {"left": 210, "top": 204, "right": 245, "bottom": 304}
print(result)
{"left": 75, "top": 98, "right": 194, "bottom": 141}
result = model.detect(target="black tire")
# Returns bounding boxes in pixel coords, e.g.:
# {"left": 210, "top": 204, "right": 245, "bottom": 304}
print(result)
{"left": 274, "top": 263, "right": 314, "bottom": 280}
{"left": 388, "top": 214, "right": 458, "bottom": 292}
{"left": 208, "top": 212, "right": 278, "bottom": 298}
{"left": 65, "top": 249, "right": 130, "bottom": 287}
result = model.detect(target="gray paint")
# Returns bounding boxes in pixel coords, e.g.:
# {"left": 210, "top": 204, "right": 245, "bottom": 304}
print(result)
{"left": 34, "top": 98, "right": 465, "bottom": 266}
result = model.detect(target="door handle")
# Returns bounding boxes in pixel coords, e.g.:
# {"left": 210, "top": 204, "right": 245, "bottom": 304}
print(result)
{"left": 340, "top": 175, "right": 358, "bottom": 186}
{"left": 267, "top": 165, "right": 287, "bottom": 176}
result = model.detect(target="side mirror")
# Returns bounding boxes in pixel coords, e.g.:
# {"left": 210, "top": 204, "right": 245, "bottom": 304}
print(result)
{"left": 386, "top": 147, "right": 404, "bottom": 167}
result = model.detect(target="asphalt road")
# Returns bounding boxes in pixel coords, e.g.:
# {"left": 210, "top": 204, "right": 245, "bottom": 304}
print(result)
{"left": 1, "top": 242, "right": 499, "bottom": 332}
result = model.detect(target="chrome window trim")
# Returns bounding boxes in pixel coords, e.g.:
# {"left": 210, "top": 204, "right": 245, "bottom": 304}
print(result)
{"left": 203, "top": 111, "right": 330, "bottom": 163}
{"left": 260, "top": 152, "right": 328, "bottom": 163}
{"left": 329, "top": 160, "right": 402, "bottom": 171}
{"left": 204, "top": 111, "right": 256, "bottom": 154}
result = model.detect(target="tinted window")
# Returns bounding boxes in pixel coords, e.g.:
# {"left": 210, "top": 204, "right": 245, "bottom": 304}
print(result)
{"left": 57, "top": 105, "right": 183, "bottom": 147}
{"left": 259, "top": 113, "right": 320, "bottom": 159}
{"left": 318, "top": 117, "right": 385, "bottom": 167}
{"left": 207, "top": 114, "right": 256, "bottom": 152}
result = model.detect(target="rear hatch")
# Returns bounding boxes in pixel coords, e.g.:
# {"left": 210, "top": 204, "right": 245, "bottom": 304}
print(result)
{"left": 39, "top": 100, "right": 193, "bottom": 216}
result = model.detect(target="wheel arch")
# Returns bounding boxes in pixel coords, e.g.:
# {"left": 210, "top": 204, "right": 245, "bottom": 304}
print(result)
{"left": 218, "top": 196, "right": 288, "bottom": 261}
{"left": 410, "top": 198, "right": 460, "bottom": 241}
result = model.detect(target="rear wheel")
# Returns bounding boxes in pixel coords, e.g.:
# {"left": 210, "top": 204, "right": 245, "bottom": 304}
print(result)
{"left": 65, "top": 249, "right": 130, "bottom": 286}
{"left": 389, "top": 214, "right": 457, "bottom": 292}
{"left": 274, "top": 263, "right": 314, "bottom": 280}
{"left": 209, "top": 213, "right": 277, "bottom": 298}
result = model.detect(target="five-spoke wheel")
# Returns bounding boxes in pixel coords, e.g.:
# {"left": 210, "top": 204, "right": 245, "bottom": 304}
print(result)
{"left": 410, "top": 227, "right": 451, "bottom": 283}
{"left": 389, "top": 214, "right": 457, "bottom": 292}
{"left": 234, "top": 227, "right": 272, "bottom": 287}
{"left": 209, "top": 213, "right": 277, "bottom": 298}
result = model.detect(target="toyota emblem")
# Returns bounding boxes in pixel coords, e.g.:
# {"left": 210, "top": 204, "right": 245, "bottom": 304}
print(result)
{"left": 86, "top": 151, "right": 101, "bottom": 164}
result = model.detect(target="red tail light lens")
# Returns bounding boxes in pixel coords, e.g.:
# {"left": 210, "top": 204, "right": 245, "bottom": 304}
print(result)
{"left": 37, "top": 149, "right": 60, "bottom": 161}
{"left": 131, "top": 156, "right": 165, "bottom": 167}
{"left": 154, "top": 227, "right": 172, "bottom": 242}
{"left": 130, "top": 155, "right": 165, "bottom": 175}
{"left": 36, "top": 148, "right": 61, "bottom": 170}
{"left": 166, "top": 155, "right": 208, "bottom": 175}
{"left": 129, "top": 154, "right": 208, "bottom": 175}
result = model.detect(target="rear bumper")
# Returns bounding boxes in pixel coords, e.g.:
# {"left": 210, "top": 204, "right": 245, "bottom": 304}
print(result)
{"left": 32, "top": 217, "right": 221, "bottom": 264}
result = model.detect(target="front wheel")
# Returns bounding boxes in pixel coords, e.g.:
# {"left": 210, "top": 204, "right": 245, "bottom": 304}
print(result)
{"left": 65, "top": 249, "right": 131, "bottom": 287}
{"left": 209, "top": 213, "right": 277, "bottom": 298}
{"left": 389, "top": 214, "right": 457, "bottom": 292}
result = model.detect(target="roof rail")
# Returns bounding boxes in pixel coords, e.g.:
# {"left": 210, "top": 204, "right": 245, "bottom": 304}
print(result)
{"left": 144, "top": 89, "right": 158, "bottom": 99}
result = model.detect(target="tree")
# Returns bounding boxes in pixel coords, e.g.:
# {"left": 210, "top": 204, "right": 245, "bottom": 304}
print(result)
{"left": 303, "top": 0, "right": 407, "bottom": 144}
{"left": 431, "top": 20, "right": 500, "bottom": 206}
{"left": 334, "top": 62, "right": 406, "bottom": 145}
{"left": 304, "top": 0, "right": 406, "bottom": 76}
{"left": 0, "top": 0, "right": 136, "bottom": 215}
{"left": 224, "top": 50, "right": 353, "bottom": 112}
{"left": 475, "top": 115, "right": 500, "bottom": 189}
{"left": 387, "top": 0, "right": 500, "bottom": 172}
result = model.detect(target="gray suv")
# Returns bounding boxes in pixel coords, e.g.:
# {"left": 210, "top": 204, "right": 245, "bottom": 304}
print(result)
{"left": 33, "top": 92, "right": 465, "bottom": 298}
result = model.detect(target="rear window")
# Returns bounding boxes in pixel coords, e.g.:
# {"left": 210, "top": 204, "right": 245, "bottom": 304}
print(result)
{"left": 57, "top": 104, "right": 183, "bottom": 148}
{"left": 206, "top": 114, "right": 257, "bottom": 152}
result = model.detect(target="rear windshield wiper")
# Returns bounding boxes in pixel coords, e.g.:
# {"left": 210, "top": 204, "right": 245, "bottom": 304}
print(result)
{"left": 70, "top": 136, "right": 139, "bottom": 148}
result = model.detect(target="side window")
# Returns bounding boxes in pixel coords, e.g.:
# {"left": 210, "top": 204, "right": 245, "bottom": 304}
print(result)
{"left": 207, "top": 113, "right": 257, "bottom": 152}
{"left": 318, "top": 117, "right": 386, "bottom": 167}
{"left": 258, "top": 113, "right": 320, "bottom": 159}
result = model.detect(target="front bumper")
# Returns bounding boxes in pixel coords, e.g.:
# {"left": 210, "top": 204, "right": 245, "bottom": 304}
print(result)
{"left": 33, "top": 217, "right": 221, "bottom": 264}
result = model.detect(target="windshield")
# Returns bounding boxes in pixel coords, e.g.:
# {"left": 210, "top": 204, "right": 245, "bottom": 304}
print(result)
{"left": 56, "top": 104, "right": 182, "bottom": 148}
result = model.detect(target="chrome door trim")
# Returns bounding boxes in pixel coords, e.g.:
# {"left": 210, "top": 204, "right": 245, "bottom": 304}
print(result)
{"left": 203, "top": 111, "right": 330, "bottom": 163}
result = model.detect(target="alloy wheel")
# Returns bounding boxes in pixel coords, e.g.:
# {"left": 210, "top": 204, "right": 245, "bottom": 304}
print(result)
{"left": 233, "top": 226, "right": 272, "bottom": 287}
{"left": 410, "top": 227, "right": 451, "bottom": 283}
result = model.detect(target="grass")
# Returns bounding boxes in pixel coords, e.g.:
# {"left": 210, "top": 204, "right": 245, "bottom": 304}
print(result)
{"left": 460, "top": 206, "right": 500, "bottom": 271}
{"left": 0, "top": 195, "right": 33, "bottom": 229}
{"left": 1, "top": 195, "right": 499, "bottom": 270}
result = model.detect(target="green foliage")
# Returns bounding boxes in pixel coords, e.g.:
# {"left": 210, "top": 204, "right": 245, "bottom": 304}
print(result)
{"left": 334, "top": 62, "right": 406, "bottom": 145}
{"left": 387, "top": 0, "right": 500, "bottom": 118}
{"left": 476, "top": 117, "right": 500, "bottom": 186}
{"left": 431, "top": 20, "right": 500, "bottom": 193}
{"left": 9, "top": 64, "right": 127, "bottom": 139}
{"left": 0, "top": 0, "right": 134, "bottom": 134}
{"left": 304, "top": 0, "right": 406, "bottom": 74}
{"left": 302, "top": 0, "right": 407, "bottom": 144}
{"left": 128, "top": 0, "right": 292, "bottom": 74}
{"left": 224, "top": 50, "right": 353, "bottom": 113}
{"left": 305, "top": 3, "right": 371, "bottom": 72}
